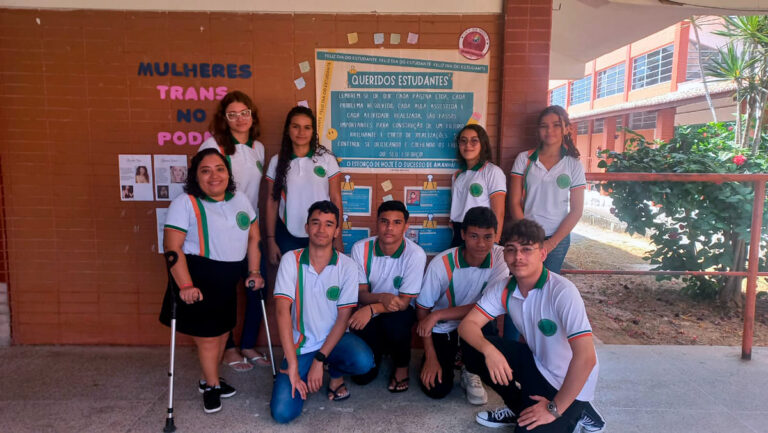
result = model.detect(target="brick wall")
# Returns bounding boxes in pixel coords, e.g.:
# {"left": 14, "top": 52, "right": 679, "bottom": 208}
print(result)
{"left": 0, "top": 6, "right": 549, "bottom": 345}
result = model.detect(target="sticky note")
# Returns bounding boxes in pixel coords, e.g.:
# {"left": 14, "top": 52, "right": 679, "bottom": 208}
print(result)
{"left": 472, "top": 111, "right": 482, "bottom": 120}
{"left": 294, "top": 77, "right": 306, "bottom": 90}
{"left": 390, "top": 33, "right": 401, "bottom": 44}
{"left": 407, "top": 32, "right": 419, "bottom": 44}
{"left": 374, "top": 33, "right": 384, "bottom": 44}
{"left": 298, "top": 100, "right": 309, "bottom": 108}
{"left": 347, "top": 32, "right": 359, "bottom": 45}
{"left": 299, "top": 61, "right": 311, "bottom": 73}
{"left": 381, "top": 180, "right": 393, "bottom": 192}
{"left": 382, "top": 194, "right": 393, "bottom": 202}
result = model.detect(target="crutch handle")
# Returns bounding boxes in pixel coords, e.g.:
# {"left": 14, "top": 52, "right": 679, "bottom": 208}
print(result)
{"left": 248, "top": 279, "right": 266, "bottom": 301}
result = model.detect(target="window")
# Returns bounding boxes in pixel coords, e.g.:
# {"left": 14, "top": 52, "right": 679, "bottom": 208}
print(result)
{"left": 570, "top": 76, "right": 592, "bottom": 105}
{"left": 576, "top": 121, "right": 589, "bottom": 135}
{"left": 686, "top": 42, "right": 719, "bottom": 81}
{"left": 629, "top": 111, "right": 657, "bottom": 129}
{"left": 550, "top": 85, "right": 566, "bottom": 107}
{"left": 632, "top": 45, "right": 674, "bottom": 90}
{"left": 593, "top": 119, "right": 604, "bottom": 133}
{"left": 596, "top": 63, "right": 625, "bottom": 98}
{"left": 616, "top": 116, "right": 623, "bottom": 130}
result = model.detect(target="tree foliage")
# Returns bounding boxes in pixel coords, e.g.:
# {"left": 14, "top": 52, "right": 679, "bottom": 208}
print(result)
{"left": 599, "top": 124, "right": 768, "bottom": 303}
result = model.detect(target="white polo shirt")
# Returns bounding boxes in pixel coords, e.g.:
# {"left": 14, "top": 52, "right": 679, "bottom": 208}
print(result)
{"left": 164, "top": 192, "right": 257, "bottom": 262}
{"left": 416, "top": 245, "right": 508, "bottom": 334}
{"left": 351, "top": 236, "right": 426, "bottom": 298}
{"left": 265, "top": 149, "right": 340, "bottom": 238}
{"left": 510, "top": 149, "right": 586, "bottom": 236}
{"left": 475, "top": 268, "right": 598, "bottom": 401}
{"left": 273, "top": 248, "right": 360, "bottom": 355}
{"left": 450, "top": 161, "right": 507, "bottom": 223}
{"left": 199, "top": 136, "right": 265, "bottom": 213}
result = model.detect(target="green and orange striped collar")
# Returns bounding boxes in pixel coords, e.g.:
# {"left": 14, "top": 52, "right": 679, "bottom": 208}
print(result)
{"left": 374, "top": 239, "right": 405, "bottom": 258}
{"left": 456, "top": 246, "right": 492, "bottom": 269}
{"left": 298, "top": 247, "right": 339, "bottom": 267}
{"left": 201, "top": 191, "right": 234, "bottom": 202}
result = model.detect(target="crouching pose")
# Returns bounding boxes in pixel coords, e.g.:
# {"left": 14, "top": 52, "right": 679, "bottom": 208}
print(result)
{"left": 270, "top": 201, "right": 374, "bottom": 424}
{"left": 415, "top": 206, "right": 508, "bottom": 405}
{"left": 459, "top": 219, "right": 604, "bottom": 432}
{"left": 348, "top": 200, "right": 427, "bottom": 393}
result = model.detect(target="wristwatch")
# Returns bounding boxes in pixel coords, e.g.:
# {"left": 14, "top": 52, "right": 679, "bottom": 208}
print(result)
{"left": 313, "top": 351, "right": 327, "bottom": 364}
{"left": 546, "top": 400, "right": 561, "bottom": 419}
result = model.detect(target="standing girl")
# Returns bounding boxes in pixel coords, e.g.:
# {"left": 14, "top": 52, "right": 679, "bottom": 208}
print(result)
{"left": 160, "top": 149, "right": 264, "bottom": 414}
{"left": 508, "top": 105, "right": 585, "bottom": 274}
{"left": 265, "top": 106, "right": 344, "bottom": 264}
{"left": 199, "top": 90, "right": 268, "bottom": 371}
{"left": 450, "top": 124, "right": 507, "bottom": 246}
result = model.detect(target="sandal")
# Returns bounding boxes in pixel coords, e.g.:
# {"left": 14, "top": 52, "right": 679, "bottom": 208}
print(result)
{"left": 243, "top": 351, "right": 271, "bottom": 367}
{"left": 224, "top": 357, "right": 253, "bottom": 373}
{"left": 326, "top": 382, "right": 350, "bottom": 401}
{"left": 388, "top": 375, "right": 410, "bottom": 393}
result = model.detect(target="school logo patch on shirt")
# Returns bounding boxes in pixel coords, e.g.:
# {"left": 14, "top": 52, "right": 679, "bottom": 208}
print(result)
{"left": 235, "top": 211, "right": 250, "bottom": 230}
{"left": 393, "top": 276, "right": 403, "bottom": 289}
{"left": 256, "top": 160, "right": 263, "bottom": 173}
{"left": 538, "top": 318, "right": 558, "bottom": 336}
{"left": 313, "top": 166, "right": 326, "bottom": 177}
{"left": 326, "top": 285, "right": 340, "bottom": 301}
{"left": 469, "top": 183, "right": 484, "bottom": 197}
{"left": 556, "top": 174, "right": 571, "bottom": 189}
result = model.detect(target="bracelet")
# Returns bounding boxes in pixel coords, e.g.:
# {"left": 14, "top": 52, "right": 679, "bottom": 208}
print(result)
{"left": 180, "top": 283, "right": 193, "bottom": 289}
{"left": 248, "top": 270, "right": 261, "bottom": 275}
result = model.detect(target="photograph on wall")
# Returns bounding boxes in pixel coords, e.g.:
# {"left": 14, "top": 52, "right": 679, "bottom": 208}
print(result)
{"left": 404, "top": 186, "right": 451, "bottom": 216}
{"left": 153, "top": 154, "right": 188, "bottom": 201}
{"left": 315, "top": 49, "right": 489, "bottom": 173}
{"left": 118, "top": 154, "right": 154, "bottom": 201}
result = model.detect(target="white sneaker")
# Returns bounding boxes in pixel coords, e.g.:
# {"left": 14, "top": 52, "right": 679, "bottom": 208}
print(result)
{"left": 460, "top": 368, "right": 487, "bottom": 405}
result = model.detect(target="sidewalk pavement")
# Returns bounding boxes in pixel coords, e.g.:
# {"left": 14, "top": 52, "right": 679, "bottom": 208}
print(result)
{"left": 0, "top": 344, "right": 766, "bottom": 432}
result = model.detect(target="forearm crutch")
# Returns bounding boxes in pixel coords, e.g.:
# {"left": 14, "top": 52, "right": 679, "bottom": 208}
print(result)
{"left": 163, "top": 251, "right": 179, "bottom": 433}
{"left": 249, "top": 280, "right": 276, "bottom": 377}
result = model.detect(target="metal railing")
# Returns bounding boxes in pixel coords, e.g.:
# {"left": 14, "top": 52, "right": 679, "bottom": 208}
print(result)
{"left": 561, "top": 172, "right": 768, "bottom": 360}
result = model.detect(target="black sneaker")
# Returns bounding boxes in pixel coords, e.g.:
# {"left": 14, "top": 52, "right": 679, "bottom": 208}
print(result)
{"left": 578, "top": 403, "right": 606, "bottom": 432}
{"left": 475, "top": 406, "right": 517, "bottom": 428}
{"left": 202, "top": 386, "right": 222, "bottom": 414}
{"left": 198, "top": 378, "right": 236, "bottom": 398}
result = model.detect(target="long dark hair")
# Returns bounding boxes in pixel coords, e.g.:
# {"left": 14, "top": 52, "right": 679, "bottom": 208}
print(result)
{"left": 208, "top": 90, "right": 261, "bottom": 156}
{"left": 184, "top": 148, "right": 236, "bottom": 198}
{"left": 537, "top": 105, "right": 580, "bottom": 158}
{"left": 271, "top": 106, "right": 330, "bottom": 201}
{"left": 455, "top": 124, "right": 493, "bottom": 168}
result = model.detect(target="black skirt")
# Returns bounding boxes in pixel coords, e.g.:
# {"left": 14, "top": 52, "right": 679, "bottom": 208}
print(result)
{"left": 159, "top": 254, "right": 242, "bottom": 338}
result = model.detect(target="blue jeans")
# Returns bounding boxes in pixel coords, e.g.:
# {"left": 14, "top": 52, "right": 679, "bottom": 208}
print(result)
{"left": 504, "top": 235, "right": 571, "bottom": 342}
{"left": 270, "top": 333, "right": 374, "bottom": 424}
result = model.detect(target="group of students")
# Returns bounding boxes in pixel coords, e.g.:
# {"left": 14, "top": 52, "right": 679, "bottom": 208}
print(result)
{"left": 159, "top": 89, "right": 605, "bottom": 432}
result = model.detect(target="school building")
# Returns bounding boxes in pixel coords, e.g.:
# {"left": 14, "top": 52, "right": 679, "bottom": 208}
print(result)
{"left": 0, "top": 1, "right": 756, "bottom": 346}
{"left": 547, "top": 17, "right": 736, "bottom": 172}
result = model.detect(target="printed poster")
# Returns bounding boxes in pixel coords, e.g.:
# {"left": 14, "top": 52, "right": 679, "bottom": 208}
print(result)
{"left": 406, "top": 226, "right": 453, "bottom": 254}
{"left": 153, "top": 154, "right": 188, "bottom": 201}
{"left": 342, "top": 227, "right": 370, "bottom": 253}
{"left": 156, "top": 208, "right": 168, "bottom": 254}
{"left": 404, "top": 186, "right": 451, "bottom": 216}
{"left": 118, "top": 154, "right": 153, "bottom": 201}
{"left": 315, "top": 49, "right": 489, "bottom": 173}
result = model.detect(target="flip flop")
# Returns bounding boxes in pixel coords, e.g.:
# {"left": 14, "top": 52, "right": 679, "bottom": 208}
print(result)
{"left": 326, "top": 382, "right": 350, "bottom": 401}
{"left": 388, "top": 375, "right": 410, "bottom": 393}
{"left": 224, "top": 357, "right": 253, "bottom": 373}
{"left": 246, "top": 353, "right": 271, "bottom": 367}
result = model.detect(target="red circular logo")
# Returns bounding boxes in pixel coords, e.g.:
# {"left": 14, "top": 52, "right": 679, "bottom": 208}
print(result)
{"left": 459, "top": 27, "right": 490, "bottom": 60}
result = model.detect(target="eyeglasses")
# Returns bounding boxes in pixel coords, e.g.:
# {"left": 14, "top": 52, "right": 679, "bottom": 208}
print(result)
{"left": 225, "top": 109, "right": 252, "bottom": 121}
{"left": 503, "top": 246, "right": 539, "bottom": 256}
{"left": 459, "top": 137, "right": 481, "bottom": 145}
